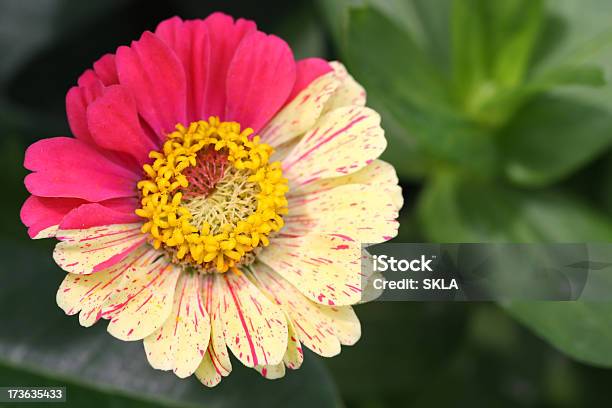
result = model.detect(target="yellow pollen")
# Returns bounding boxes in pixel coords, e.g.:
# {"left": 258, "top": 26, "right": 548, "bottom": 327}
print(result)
{"left": 136, "top": 117, "right": 288, "bottom": 273}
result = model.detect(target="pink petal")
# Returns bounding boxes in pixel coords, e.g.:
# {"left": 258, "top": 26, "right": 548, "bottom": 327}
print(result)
{"left": 60, "top": 202, "right": 140, "bottom": 230}
{"left": 116, "top": 31, "right": 187, "bottom": 141}
{"left": 155, "top": 17, "right": 211, "bottom": 123}
{"left": 24, "top": 137, "right": 138, "bottom": 201}
{"left": 93, "top": 53, "right": 119, "bottom": 86}
{"left": 286, "top": 58, "right": 332, "bottom": 103}
{"left": 225, "top": 31, "right": 296, "bottom": 132}
{"left": 65, "top": 73, "right": 104, "bottom": 145}
{"left": 202, "top": 12, "right": 256, "bottom": 119}
{"left": 87, "top": 85, "right": 157, "bottom": 164}
{"left": 20, "top": 196, "right": 85, "bottom": 238}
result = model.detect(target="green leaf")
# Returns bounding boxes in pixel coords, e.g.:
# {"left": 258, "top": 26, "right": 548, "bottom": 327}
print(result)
{"left": 500, "top": 90, "right": 612, "bottom": 186}
{"left": 493, "top": 0, "right": 612, "bottom": 187}
{"left": 504, "top": 302, "right": 612, "bottom": 367}
{"left": 343, "top": 6, "right": 500, "bottom": 178}
{"left": 531, "top": 0, "right": 612, "bottom": 77}
{"left": 451, "top": 0, "right": 544, "bottom": 114}
{"left": 418, "top": 173, "right": 612, "bottom": 366}
{"left": 0, "top": 242, "right": 342, "bottom": 407}
{"left": 418, "top": 173, "right": 612, "bottom": 243}
{"left": 347, "top": 7, "right": 450, "bottom": 113}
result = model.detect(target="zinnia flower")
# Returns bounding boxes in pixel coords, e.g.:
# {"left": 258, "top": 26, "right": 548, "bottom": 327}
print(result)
{"left": 20, "top": 13, "right": 402, "bottom": 386}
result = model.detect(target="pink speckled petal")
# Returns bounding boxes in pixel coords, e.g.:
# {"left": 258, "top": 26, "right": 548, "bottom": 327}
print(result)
{"left": 195, "top": 274, "right": 232, "bottom": 386}
{"left": 286, "top": 58, "right": 332, "bottom": 104}
{"left": 57, "top": 245, "right": 151, "bottom": 326}
{"left": 261, "top": 70, "right": 339, "bottom": 148}
{"left": 53, "top": 223, "right": 146, "bottom": 274}
{"left": 282, "top": 106, "right": 386, "bottom": 185}
{"left": 144, "top": 273, "right": 211, "bottom": 378}
{"left": 251, "top": 263, "right": 360, "bottom": 356}
{"left": 258, "top": 234, "right": 362, "bottom": 306}
{"left": 324, "top": 62, "right": 366, "bottom": 111}
{"left": 284, "top": 183, "right": 400, "bottom": 243}
{"left": 283, "top": 318, "right": 304, "bottom": 369}
{"left": 290, "top": 159, "right": 403, "bottom": 211}
{"left": 218, "top": 271, "right": 287, "bottom": 368}
{"left": 102, "top": 254, "right": 180, "bottom": 341}
{"left": 195, "top": 348, "right": 223, "bottom": 387}
{"left": 254, "top": 362, "right": 285, "bottom": 380}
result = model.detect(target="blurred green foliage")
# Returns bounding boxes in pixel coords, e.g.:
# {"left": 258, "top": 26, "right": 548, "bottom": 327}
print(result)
{"left": 319, "top": 0, "right": 612, "bottom": 379}
{"left": 3, "top": 0, "right": 612, "bottom": 406}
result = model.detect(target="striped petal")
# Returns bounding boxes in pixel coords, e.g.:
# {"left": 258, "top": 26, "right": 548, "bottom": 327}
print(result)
{"left": 283, "top": 318, "right": 304, "bottom": 369}
{"left": 255, "top": 363, "right": 285, "bottom": 380}
{"left": 251, "top": 263, "right": 348, "bottom": 357}
{"left": 282, "top": 106, "right": 386, "bottom": 185}
{"left": 194, "top": 274, "right": 232, "bottom": 387}
{"left": 195, "top": 349, "right": 223, "bottom": 387}
{"left": 144, "top": 273, "right": 210, "bottom": 378}
{"left": 317, "top": 304, "right": 360, "bottom": 346}
{"left": 261, "top": 71, "right": 339, "bottom": 147}
{"left": 291, "top": 159, "right": 403, "bottom": 211}
{"left": 219, "top": 271, "right": 288, "bottom": 367}
{"left": 53, "top": 224, "right": 146, "bottom": 274}
{"left": 324, "top": 62, "right": 366, "bottom": 112}
{"left": 102, "top": 255, "right": 180, "bottom": 341}
{"left": 284, "top": 184, "right": 400, "bottom": 244}
{"left": 258, "top": 234, "right": 362, "bottom": 306}
{"left": 56, "top": 245, "right": 151, "bottom": 327}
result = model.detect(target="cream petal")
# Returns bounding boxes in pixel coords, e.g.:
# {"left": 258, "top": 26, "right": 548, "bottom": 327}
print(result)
{"left": 255, "top": 362, "right": 286, "bottom": 380}
{"left": 261, "top": 71, "right": 339, "bottom": 147}
{"left": 361, "top": 272, "right": 385, "bottom": 304}
{"left": 283, "top": 318, "right": 304, "bottom": 370}
{"left": 34, "top": 225, "right": 59, "bottom": 239}
{"left": 195, "top": 349, "right": 223, "bottom": 387}
{"left": 318, "top": 304, "right": 361, "bottom": 346}
{"left": 290, "top": 159, "right": 403, "bottom": 211}
{"left": 282, "top": 106, "right": 386, "bottom": 186}
{"left": 56, "top": 245, "right": 152, "bottom": 327}
{"left": 101, "top": 255, "right": 180, "bottom": 341}
{"left": 324, "top": 61, "right": 366, "bottom": 111}
{"left": 249, "top": 263, "right": 344, "bottom": 357}
{"left": 203, "top": 274, "right": 232, "bottom": 375}
{"left": 284, "top": 183, "right": 399, "bottom": 244}
{"left": 194, "top": 274, "right": 234, "bottom": 387}
{"left": 144, "top": 273, "right": 211, "bottom": 378}
{"left": 219, "top": 271, "right": 288, "bottom": 367}
{"left": 258, "top": 234, "right": 362, "bottom": 306}
{"left": 270, "top": 138, "right": 299, "bottom": 163}
{"left": 53, "top": 223, "right": 146, "bottom": 274}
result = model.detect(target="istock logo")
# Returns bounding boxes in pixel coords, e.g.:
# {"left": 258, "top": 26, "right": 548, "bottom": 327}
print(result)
{"left": 372, "top": 255, "right": 435, "bottom": 272}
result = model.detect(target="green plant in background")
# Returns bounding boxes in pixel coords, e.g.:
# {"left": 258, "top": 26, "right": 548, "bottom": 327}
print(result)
{"left": 319, "top": 0, "right": 612, "bottom": 368}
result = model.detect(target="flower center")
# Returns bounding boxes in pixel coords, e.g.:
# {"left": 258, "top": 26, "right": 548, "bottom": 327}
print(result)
{"left": 135, "top": 117, "right": 288, "bottom": 273}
